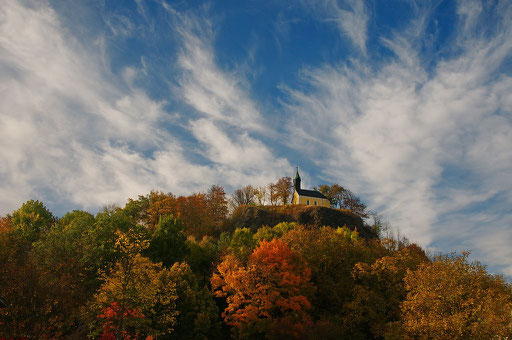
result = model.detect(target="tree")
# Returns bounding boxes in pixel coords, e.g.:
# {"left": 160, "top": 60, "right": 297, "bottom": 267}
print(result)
{"left": 206, "top": 185, "right": 228, "bottom": 228}
{"left": 185, "top": 236, "right": 220, "bottom": 284}
{"left": 254, "top": 186, "right": 268, "bottom": 206}
{"left": 282, "top": 226, "right": 386, "bottom": 319}
{"left": 400, "top": 253, "right": 512, "bottom": 339}
{"left": 145, "top": 215, "right": 188, "bottom": 267}
{"left": 268, "top": 182, "right": 279, "bottom": 206}
{"left": 9, "top": 200, "right": 55, "bottom": 243}
{"left": 87, "top": 230, "right": 178, "bottom": 338}
{"left": 168, "top": 262, "right": 220, "bottom": 339}
{"left": 230, "top": 185, "right": 256, "bottom": 208}
{"left": 0, "top": 232, "right": 61, "bottom": 338}
{"left": 342, "top": 244, "right": 428, "bottom": 338}
{"left": 211, "top": 239, "right": 315, "bottom": 339}
{"left": 314, "top": 184, "right": 368, "bottom": 217}
{"left": 274, "top": 177, "right": 293, "bottom": 205}
{"left": 228, "top": 227, "right": 257, "bottom": 261}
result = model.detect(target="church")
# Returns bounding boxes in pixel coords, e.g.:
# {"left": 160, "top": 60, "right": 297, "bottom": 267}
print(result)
{"left": 291, "top": 167, "right": 330, "bottom": 207}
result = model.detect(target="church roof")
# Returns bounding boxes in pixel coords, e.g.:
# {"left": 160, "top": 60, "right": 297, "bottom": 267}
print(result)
{"left": 296, "top": 188, "right": 328, "bottom": 199}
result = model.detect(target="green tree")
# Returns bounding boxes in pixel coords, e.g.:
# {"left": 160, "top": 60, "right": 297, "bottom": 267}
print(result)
{"left": 169, "top": 262, "right": 220, "bottom": 339}
{"left": 145, "top": 215, "right": 188, "bottom": 267}
{"left": 185, "top": 236, "right": 220, "bottom": 284}
{"left": 228, "top": 227, "right": 256, "bottom": 261}
{"left": 9, "top": 200, "right": 55, "bottom": 243}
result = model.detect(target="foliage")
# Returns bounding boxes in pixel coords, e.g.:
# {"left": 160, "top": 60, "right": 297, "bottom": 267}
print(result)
{"left": 212, "top": 239, "right": 315, "bottom": 339}
{"left": 400, "top": 252, "right": 512, "bottom": 339}
{"left": 342, "top": 244, "right": 428, "bottom": 338}
{"left": 86, "top": 231, "right": 177, "bottom": 338}
{"left": 9, "top": 200, "right": 55, "bottom": 242}
{"left": 282, "top": 226, "right": 386, "bottom": 318}
{"left": 254, "top": 222, "right": 297, "bottom": 243}
{"left": 185, "top": 236, "right": 219, "bottom": 284}
{"left": 206, "top": 185, "right": 228, "bottom": 229}
{"left": 145, "top": 214, "right": 188, "bottom": 267}
{"left": 0, "top": 233, "right": 63, "bottom": 338}
{"left": 314, "top": 184, "right": 368, "bottom": 217}
{"left": 274, "top": 177, "right": 293, "bottom": 205}
{"left": 168, "top": 262, "right": 220, "bottom": 339}
{"left": 227, "top": 227, "right": 256, "bottom": 261}
{"left": 1, "top": 194, "right": 510, "bottom": 339}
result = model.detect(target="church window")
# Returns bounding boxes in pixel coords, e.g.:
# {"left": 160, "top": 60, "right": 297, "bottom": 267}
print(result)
{"left": 307, "top": 200, "right": 310, "bottom": 205}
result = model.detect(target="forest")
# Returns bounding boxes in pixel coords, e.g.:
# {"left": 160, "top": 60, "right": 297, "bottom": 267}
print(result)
{"left": 0, "top": 180, "right": 511, "bottom": 339}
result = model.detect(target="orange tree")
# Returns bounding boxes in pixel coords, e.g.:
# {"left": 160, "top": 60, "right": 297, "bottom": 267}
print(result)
{"left": 400, "top": 252, "right": 512, "bottom": 339}
{"left": 211, "top": 238, "right": 315, "bottom": 339}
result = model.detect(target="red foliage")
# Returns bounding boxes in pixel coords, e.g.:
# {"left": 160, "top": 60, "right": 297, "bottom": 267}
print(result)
{"left": 98, "top": 302, "right": 144, "bottom": 340}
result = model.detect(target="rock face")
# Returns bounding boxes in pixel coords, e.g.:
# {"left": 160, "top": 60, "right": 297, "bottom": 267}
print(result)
{"left": 225, "top": 205, "right": 377, "bottom": 239}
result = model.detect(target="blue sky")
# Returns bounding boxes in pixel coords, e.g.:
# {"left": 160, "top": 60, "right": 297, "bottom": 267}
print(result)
{"left": 1, "top": 0, "right": 512, "bottom": 276}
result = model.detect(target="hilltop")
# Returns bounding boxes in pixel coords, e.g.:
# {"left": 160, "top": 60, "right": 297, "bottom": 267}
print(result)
{"left": 224, "top": 205, "right": 377, "bottom": 239}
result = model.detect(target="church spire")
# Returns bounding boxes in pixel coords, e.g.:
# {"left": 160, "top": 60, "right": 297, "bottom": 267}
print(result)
{"left": 293, "top": 166, "right": 301, "bottom": 190}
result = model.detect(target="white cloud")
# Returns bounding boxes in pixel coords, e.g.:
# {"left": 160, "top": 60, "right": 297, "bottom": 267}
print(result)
{"left": 171, "top": 8, "right": 292, "bottom": 187}
{"left": 299, "top": 0, "right": 369, "bottom": 54}
{"left": 283, "top": 0, "right": 512, "bottom": 271}
{"left": 0, "top": 1, "right": 291, "bottom": 215}
{"left": 172, "top": 10, "right": 265, "bottom": 132}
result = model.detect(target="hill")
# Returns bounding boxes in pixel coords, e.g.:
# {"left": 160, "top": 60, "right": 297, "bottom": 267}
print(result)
{"left": 224, "top": 205, "right": 377, "bottom": 239}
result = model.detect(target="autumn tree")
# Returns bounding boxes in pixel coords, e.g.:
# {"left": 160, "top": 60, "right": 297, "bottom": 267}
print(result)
{"left": 314, "top": 184, "right": 368, "bottom": 217}
{"left": 268, "top": 183, "right": 279, "bottom": 206}
{"left": 400, "top": 253, "right": 512, "bottom": 339}
{"left": 230, "top": 185, "right": 257, "bottom": 209}
{"left": 342, "top": 244, "right": 428, "bottom": 338}
{"left": 211, "top": 238, "right": 315, "bottom": 339}
{"left": 206, "top": 185, "right": 228, "bottom": 228}
{"left": 87, "top": 230, "right": 178, "bottom": 338}
{"left": 274, "top": 177, "right": 293, "bottom": 205}
{"left": 282, "top": 226, "right": 385, "bottom": 319}
{"left": 254, "top": 186, "right": 268, "bottom": 205}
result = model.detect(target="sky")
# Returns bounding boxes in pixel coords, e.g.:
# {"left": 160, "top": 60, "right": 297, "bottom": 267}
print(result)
{"left": 1, "top": 0, "right": 512, "bottom": 276}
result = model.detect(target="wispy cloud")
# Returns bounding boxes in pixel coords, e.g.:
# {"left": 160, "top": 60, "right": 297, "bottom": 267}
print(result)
{"left": 283, "top": 0, "right": 512, "bottom": 273}
{"left": 170, "top": 8, "right": 265, "bottom": 132}
{"left": 167, "top": 5, "right": 291, "bottom": 186}
{"left": 0, "top": 1, "right": 290, "bottom": 215}
{"left": 299, "top": 0, "right": 369, "bottom": 54}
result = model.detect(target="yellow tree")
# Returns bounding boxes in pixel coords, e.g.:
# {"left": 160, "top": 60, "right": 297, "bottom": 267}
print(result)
{"left": 343, "top": 244, "right": 428, "bottom": 338}
{"left": 87, "top": 230, "right": 178, "bottom": 339}
{"left": 401, "top": 253, "right": 512, "bottom": 339}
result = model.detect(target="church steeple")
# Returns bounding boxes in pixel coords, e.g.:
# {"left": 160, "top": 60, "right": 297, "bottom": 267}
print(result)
{"left": 293, "top": 166, "right": 301, "bottom": 190}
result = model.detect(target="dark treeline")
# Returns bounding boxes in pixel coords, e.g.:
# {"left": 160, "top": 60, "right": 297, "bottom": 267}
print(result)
{"left": 1, "top": 182, "right": 511, "bottom": 339}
